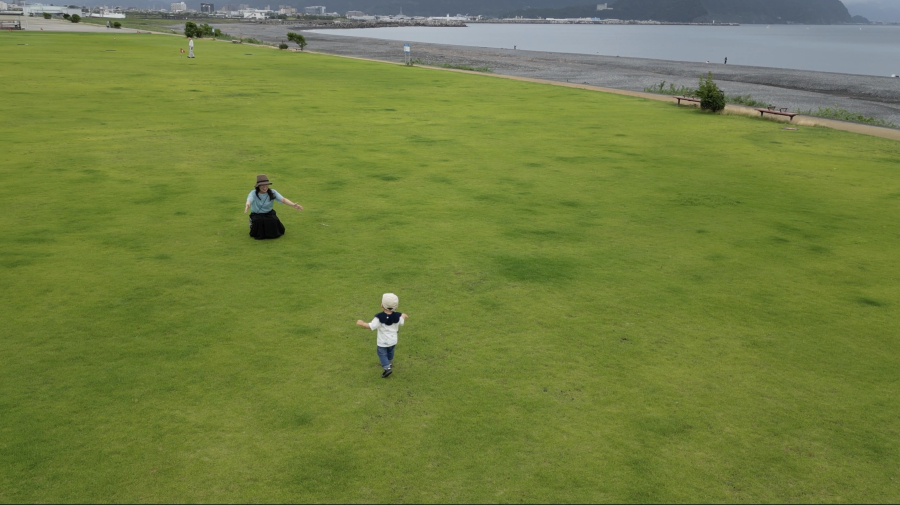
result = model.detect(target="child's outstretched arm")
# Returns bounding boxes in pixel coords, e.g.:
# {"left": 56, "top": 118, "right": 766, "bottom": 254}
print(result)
{"left": 402, "top": 313, "right": 409, "bottom": 319}
{"left": 356, "top": 320, "right": 371, "bottom": 329}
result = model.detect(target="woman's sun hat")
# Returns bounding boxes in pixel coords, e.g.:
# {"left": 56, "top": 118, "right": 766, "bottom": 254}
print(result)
{"left": 382, "top": 293, "right": 399, "bottom": 311}
{"left": 255, "top": 174, "right": 272, "bottom": 187}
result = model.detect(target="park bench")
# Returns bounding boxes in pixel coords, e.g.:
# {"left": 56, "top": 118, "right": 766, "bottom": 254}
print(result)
{"left": 755, "top": 107, "right": 799, "bottom": 120}
{"left": 674, "top": 96, "right": 700, "bottom": 106}
{"left": 1, "top": 21, "right": 22, "bottom": 30}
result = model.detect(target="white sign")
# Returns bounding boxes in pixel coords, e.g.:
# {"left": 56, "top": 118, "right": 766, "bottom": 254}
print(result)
{"left": 403, "top": 44, "right": 410, "bottom": 53}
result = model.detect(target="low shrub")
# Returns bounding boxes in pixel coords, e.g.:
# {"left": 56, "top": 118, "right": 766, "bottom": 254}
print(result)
{"left": 696, "top": 72, "right": 725, "bottom": 112}
{"left": 63, "top": 13, "right": 70, "bottom": 19}
{"left": 436, "top": 62, "right": 492, "bottom": 72}
{"left": 796, "top": 106, "right": 898, "bottom": 129}
{"left": 70, "top": 14, "right": 80, "bottom": 23}
{"left": 407, "top": 59, "right": 492, "bottom": 72}
{"left": 279, "top": 43, "right": 288, "bottom": 50}
{"left": 113, "top": 21, "right": 122, "bottom": 28}
{"left": 43, "top": 12, "right": 52, "bottom": 19}
{"left": 726, "top": 94, "right": 771, "bottom": 108}
{"left": 644, "top": 80, "right": 695, "bottom": 96}
{"left": 243, "top": 37, "right": 262, "bottom": 44}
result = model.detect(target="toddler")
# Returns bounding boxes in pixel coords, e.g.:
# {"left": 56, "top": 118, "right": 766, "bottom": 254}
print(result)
{"left": 356, "top": 293, "right": 408, "bottom": 378}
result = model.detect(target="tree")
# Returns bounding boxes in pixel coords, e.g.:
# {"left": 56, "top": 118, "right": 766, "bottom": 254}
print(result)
{"left": 696, "top": 72, "right": 725, "bottom": 112}
{"left": 287, "top": 32, "right": 307, "bottom": 51}
{"left": 70, "top": 14, "right": 80, "bottom": 22}
{"left": 42, "top": 12, "right": 52, "bottom": 19}
{"left": 184, "top": 21, "right": 199, "bottom": 38}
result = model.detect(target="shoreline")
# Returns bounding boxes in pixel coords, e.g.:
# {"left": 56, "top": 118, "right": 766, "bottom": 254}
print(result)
{"left": 212, "top": 24, "right": 900, "bottom": 128}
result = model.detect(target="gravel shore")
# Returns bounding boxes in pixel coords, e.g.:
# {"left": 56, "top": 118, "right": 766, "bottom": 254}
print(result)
{"left": 217, "top": 24, "right": 900, "bottom": 127}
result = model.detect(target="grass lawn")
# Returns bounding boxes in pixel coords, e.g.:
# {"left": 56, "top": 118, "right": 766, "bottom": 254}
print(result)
{"left": 79, "top": 15, "right": 241, "bottom": 34}
{"left": 1, "top": 31, "right": 899, "bottom": 503}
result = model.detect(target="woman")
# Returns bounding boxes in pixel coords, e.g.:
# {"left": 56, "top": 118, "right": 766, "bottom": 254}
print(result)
{"left": 244, "top": 174, "right": 303, "bottom": 240}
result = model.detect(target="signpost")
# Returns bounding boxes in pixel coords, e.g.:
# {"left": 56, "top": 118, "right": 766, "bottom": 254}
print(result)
{"left": 403, "top": 43, "right": 410, "bottom": 65}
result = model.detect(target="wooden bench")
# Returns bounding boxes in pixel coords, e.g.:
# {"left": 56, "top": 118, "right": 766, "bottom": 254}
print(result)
{"left": 755, "top": 107, "right": 799, "bottom": 120}
{"left": 674, "top": 96, "right": 700, "bottom": 106}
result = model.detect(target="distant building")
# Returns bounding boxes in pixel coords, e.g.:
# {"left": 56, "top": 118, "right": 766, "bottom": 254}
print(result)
{"left": 170, "top": 1, "right": 186, "bottom": 12}
{"left": 596, "top": 3, "right": 611, "bottom": 10}
{"left": 278, "top": 4, "right": 295, "bottom": 14}
{"left": 200, "top": 2, "right": 214, "bottom": 12}
{"left": 303, "top": 5, "right": 325, "bottom": 15}
{"left": 23, "top": 3, "right": 81, "bottom": 15}
{"left": 346, "top": 10, "right": 364, "bottom": 17}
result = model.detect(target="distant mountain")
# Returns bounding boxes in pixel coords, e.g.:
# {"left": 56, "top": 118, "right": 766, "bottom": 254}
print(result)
{"left": 502, "top": 0, "right": 856, "bottom": 23}
{"left": 844, "top": 0, "right": 900, "bottom": 22}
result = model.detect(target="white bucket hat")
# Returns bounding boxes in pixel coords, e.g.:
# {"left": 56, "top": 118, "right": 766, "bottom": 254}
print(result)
{"left": 382, "top": 293, "right": 399, "bottom": 311}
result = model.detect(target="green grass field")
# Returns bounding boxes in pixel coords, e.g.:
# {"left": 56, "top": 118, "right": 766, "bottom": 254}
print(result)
{"left": 2, "top": 31, "right": 899, "bottom": 503}
{"left": 79, "top": 15, "right": 240, "bottom": 34}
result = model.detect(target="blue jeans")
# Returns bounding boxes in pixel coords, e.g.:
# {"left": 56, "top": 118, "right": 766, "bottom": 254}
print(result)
{"left": 377, "top": 345, "right": 395, "bottom": 370}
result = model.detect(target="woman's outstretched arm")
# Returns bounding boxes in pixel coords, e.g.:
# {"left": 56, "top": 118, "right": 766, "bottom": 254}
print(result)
{"left": 280, "top": 197, "right": 303, "bottom": 211}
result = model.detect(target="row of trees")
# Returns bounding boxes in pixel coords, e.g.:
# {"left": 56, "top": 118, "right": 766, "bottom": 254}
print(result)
{"left": 184, "top": 21, "right": 221, "bottom": 38}
{"left": 182, "top": 22, "right": 307, "bottom": 51}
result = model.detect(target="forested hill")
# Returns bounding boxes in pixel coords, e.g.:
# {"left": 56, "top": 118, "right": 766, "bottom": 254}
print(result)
{"left": 501, "top": 0, "right": 854, "bottom": 24}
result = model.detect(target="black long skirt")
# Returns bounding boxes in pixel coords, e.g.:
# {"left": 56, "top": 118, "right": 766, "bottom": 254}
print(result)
{"left": 249, "top": 210, "right": 285, "bottom": 240}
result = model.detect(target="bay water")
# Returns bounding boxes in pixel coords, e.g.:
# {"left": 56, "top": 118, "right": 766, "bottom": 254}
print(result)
{"left": 312, "top": 23, "right": 900, "bottom": 77}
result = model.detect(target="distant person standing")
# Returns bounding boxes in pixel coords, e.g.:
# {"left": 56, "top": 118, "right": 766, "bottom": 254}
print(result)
{"left": 724, "top": 57, "right": 728, "bottom": 64}
{"left": 106, "top": 20, "right": 110, "bottom": 28}
{"left": 188, "top": 37, "right": 195, "bottom": 58}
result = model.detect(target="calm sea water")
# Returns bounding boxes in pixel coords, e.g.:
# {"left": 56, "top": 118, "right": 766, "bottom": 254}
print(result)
{"left": 313, "top": 23, "right": 900, "bottom": 77}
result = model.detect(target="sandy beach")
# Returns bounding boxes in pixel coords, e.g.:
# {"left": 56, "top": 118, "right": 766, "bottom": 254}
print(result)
{"left": 211, "top": 24, "right": 900, "bottom": 128}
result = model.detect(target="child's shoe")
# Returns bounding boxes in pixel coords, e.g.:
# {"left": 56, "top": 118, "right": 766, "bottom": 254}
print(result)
{"left": 381, "top": 368, "right": 393, "bottom": 378}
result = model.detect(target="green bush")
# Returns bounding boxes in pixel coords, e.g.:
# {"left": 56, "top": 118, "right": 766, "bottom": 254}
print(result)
{"left": 42, "top": 12, "right": 52, "bottom": 19}
{"left": 796, "top": 106, "right": 898, "bottom": 129}
{"left": 113, "top": 21, "right": 122, "bottom": 29}
{"left": 287, "top": 32, "right": 307, "bottom": 51}
{"left": 184, "top": 21, "right": 199, "bottom": 38}
{"left": 70, "top": 14, "right": 80, "bottom": 23}
{"left": 726, "top": 94, "right": 771, "bottom": 108}
{"left": 279, "top": 43, "right": 288, "bottom": 50}
{"left": 644, "top": 80, "right": 695, "bottom": 96}
{"left": 63, "top": 13, "right": 70, "bottom": 19}
{"left": 696, "top": 72, "right": 725, "bottom": 112}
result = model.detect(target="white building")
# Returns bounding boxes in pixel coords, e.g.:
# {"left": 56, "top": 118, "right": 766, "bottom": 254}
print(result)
{"left": 303, "top": 5, "right": 324, "bottom": 15}
{"left": 240, "top": 7, "right": 266, "bottom": 18}
{"left": 23, "top": 3, "right": 82, "bottom": 16}
{"left": 170, "top": 1, "right": 186, "bottom": 13}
